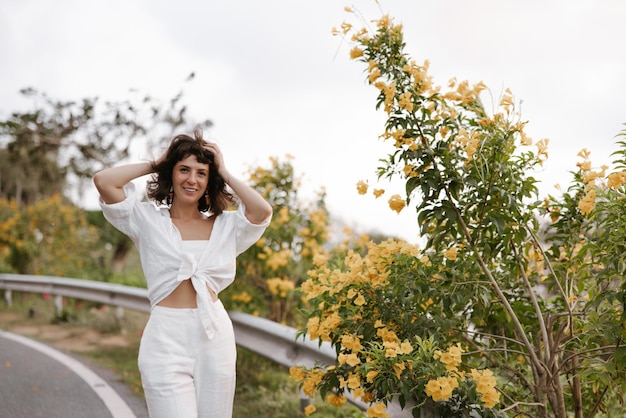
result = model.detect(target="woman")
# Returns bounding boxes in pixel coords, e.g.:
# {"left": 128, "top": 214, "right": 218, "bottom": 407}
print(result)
{"left": 93, "top": 127, "right": 272, "bottom": 418}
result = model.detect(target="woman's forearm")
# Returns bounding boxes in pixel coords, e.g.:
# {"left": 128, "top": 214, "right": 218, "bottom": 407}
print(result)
{"left": 93, "top": 162, "right": 154, "bottom": 204}
{"left": 223, "top": 170, "right": 272, "bottom": 224}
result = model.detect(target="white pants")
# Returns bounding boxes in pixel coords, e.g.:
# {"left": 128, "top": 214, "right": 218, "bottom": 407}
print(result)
{"left": 138, "top": 303, "right": 236, "bottom": 418}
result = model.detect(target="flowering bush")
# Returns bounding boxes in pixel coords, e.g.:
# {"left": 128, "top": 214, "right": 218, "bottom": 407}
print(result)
{"left": 0, "top": 194, "right": 102, "bottom": 278}
{"left": 224, "top": 156, "right": 330, "bottom": 325}
{"left": 293, "top": 237, "right": 504, "bottom": 417}
{"left": 291, "top": 7, "right": 626, "bottom": 418}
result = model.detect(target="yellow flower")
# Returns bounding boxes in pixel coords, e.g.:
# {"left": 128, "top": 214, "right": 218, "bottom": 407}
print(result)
{"left": 398, "top": 91, "right": 414, "bottom": 112}
{"left": 434, "top": 343, "right": 464, "bottom": 371}
{"left": 276, "top": 206, "right": 289, "bottom": 224}
{"left": 341, "top": 334, "right": 364, "bottom": 352}
{"left": 368, "top": 68, "right": 381, "bottom": 84}
{"left": 353, "top": 292, "right": 366, "bottom": 306}
{"left": 519, "top": 130, "right": 532, "bottom": 146}
{"left": 470, "top": 369, "right": 500, "bottom": 408}
{"left": 265, "top": 248, "right": 291, "bottom": 270}
{"left": 377, "top": 327, "right": 400, "bottom": 344}
{"left": 481, "top": 389, "right": 500, "bottom": 408}
{"left": 393, "top": 361, "right": 406, "bottom": 378}
{"left": 607, "top": 171, "right": 626, "bottom": 189}
{"left": 403, "top": 164, "right": 418, "bottom": 178}
{"left": 367, "top": 402, "right": 389, "bottom": 418}
{"left": 267, "top": 277, "right": 295, "bottom": 298}
{"left": 383, "top": 340, "right": 400, "bottom": 358}
{"left": 425, "top": 376, "right": 459, "bottom": 402}
{"left": 499, "top": 90, "right": 514, "bottom": 113}
{"left": 289, "top": 366, "right": 306, "bottom": 383}
{"left": 465, "top": 136, "right": 479, "bottom": 160}
{"left": 399, "top": 340, "right": 413, "bottom": 354}
{"left": 302, "top": 369, "right": 324, "bottom": 397}
{"left": 439, "top": 126, "right": 450, "bottom": 139}
{"left": 420, "top": 298, "right": 434, "bottom": 311}
{"left": 350, "top": 47, "right": 364, "bottom": 59}
{"left": 356, "top": 180, "right": 368, "bottom": 195}
{"left": 388, "top": 194, "right": 406, "bottom": 213}
{"left": 376, "top": 15, "right": 391, "bottom": 28}
{"left": 338, "top": 352, "right": 361, "bottom": 367}
{"left": 231, "top": 291, "right": 253, "bottom": 303}
{"left": 307, "top": 317, "right": 320, "bottom": 340}
{"left": 583, "top": 167, "right": 607, "bottom": 185}
{"left": 318, "top": 312, "right": 342, "bottom": 341}
{"left": 327, "top": 394, "right": 347, "bottom": 406}
{"left": 373, "top": 188, "right": 385, "bottom": 198}
{"left": 578, "top": 148, "right": 591, "bottom": 159}
{"left": 304, "top": 403, "right": 316, "bottom": 416}
{"left": 359, "top": 392, "right": 374, "bottom": 404}
{"left": 346, "top": 373, "right": 361, "bottom": 389}
{"left": 536, "top": 138, "right": 549, "bottom": 163}
{"left": 577, "top": 189, "right": 596, "bottom": 216}
{"left": 366, "top": 370, "right": 379, "bottom": 383}
{"left": 576, "top": 160, "right": 591, "bottom": 171}
{"left": 444, "top": 247, "right": 458, "bottom": 261}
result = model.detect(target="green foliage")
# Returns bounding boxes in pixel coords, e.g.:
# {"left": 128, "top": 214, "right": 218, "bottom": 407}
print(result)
{"left": 235, "top": 348, "right": 361, "bottom": 418}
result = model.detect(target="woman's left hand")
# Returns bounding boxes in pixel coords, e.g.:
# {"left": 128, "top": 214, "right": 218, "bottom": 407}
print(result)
{"left": 203, "top": 142, "right": 230, "bottom": 182}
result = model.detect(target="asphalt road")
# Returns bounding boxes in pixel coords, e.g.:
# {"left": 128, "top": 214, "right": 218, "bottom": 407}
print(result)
{"left": 0, "top": 330, "right": 148, "bottom": 418}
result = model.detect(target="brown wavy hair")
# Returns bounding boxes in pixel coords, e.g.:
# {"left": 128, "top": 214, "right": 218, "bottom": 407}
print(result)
{"left": 146, "top": 127, "right": 233, "bottom": 215}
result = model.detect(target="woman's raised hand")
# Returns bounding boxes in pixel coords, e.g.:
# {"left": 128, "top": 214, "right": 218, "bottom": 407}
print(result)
{"left": 203, "top": 142, "right": 229, "bottom": 181}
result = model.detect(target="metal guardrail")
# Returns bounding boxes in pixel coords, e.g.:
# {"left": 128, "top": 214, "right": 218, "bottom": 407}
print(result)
{"left": 0, "top": 273, "right": 401, "bottom": 414}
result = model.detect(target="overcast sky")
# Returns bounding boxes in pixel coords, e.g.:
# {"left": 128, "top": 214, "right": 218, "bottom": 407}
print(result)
{"left": 2, "top": 0, "right": 625, "bottom": 243}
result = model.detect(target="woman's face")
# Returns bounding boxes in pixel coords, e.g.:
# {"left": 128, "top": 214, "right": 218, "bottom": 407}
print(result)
{"left": 171, "top": 154, "right": 210, "bottom": 206}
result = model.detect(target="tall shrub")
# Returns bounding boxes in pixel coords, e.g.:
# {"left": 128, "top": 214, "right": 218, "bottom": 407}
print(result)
{"left": 292, "top": 10, "right": 626, "bottom": 418}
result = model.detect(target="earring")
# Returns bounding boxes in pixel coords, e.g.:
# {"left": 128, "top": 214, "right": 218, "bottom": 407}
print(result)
{"left": 167, "top": 187, "right": 173, "bottom": 205}
{"left": 205, "top": 189, "right": 210, "bottom": 207}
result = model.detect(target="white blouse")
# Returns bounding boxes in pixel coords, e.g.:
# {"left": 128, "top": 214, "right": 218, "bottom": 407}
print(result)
{"left": 99, "top": 182, "right": 270, "bottom": 339}
{"left": 181, "top": 240, "right": 209, "bottom": 260}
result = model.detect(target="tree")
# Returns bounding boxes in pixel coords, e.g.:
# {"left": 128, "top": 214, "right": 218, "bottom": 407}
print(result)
{"left": 0, "top": 74, "right": 209, "bottom": 207}
{"left": 222, "top": 155, "right": 330, "bottom": 324}
{"left": 292, "top": 11, "right": 626, "bottom": 418}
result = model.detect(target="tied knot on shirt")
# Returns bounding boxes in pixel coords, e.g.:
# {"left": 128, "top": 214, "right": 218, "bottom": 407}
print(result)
{"left": 176, "top": 251, "right": 218, "bottom": 340}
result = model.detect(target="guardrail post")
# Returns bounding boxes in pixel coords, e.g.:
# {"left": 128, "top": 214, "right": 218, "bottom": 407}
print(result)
{"left": 299, "top": 389, "right": 312, "bottom": 412}
{"left": 54, "top": 294, "right": 63, "bottom": 316}
{"left": 115, "top": 306, "right": 124, "bottom": 322}
{"left": 4, "top": 289, "right": 11, "bottom": 307}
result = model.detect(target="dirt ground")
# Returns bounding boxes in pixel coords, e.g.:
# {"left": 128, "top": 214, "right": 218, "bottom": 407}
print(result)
{"left": 0, "top": 304, "right": 147, "bottom": 353}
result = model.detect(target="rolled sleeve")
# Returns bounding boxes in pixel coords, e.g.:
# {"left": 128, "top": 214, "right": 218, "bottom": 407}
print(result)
{"left": 234, "top": 203, "right": 271, "bottom": 255}
{"left": 99, "top": 183, "right": 140, "bottom": 237}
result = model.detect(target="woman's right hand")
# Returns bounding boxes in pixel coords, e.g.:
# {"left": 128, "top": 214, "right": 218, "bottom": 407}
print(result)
{"left": 154, "top": 149, "right": 168, "bottom": 167}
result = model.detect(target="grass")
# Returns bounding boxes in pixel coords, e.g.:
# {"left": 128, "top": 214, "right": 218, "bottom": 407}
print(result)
{"left": 1, "top": 292, "right": 364, "bottom": 417}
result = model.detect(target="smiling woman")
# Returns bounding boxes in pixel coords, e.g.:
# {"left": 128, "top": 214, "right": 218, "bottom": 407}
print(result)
{"left": 92, "top": 126, "right": 272, "bottom": 418}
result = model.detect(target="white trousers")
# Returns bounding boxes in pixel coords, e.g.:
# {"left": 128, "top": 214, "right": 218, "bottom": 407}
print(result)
{"left": 138, "top": 303, "right": 236, "bottom": 418}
